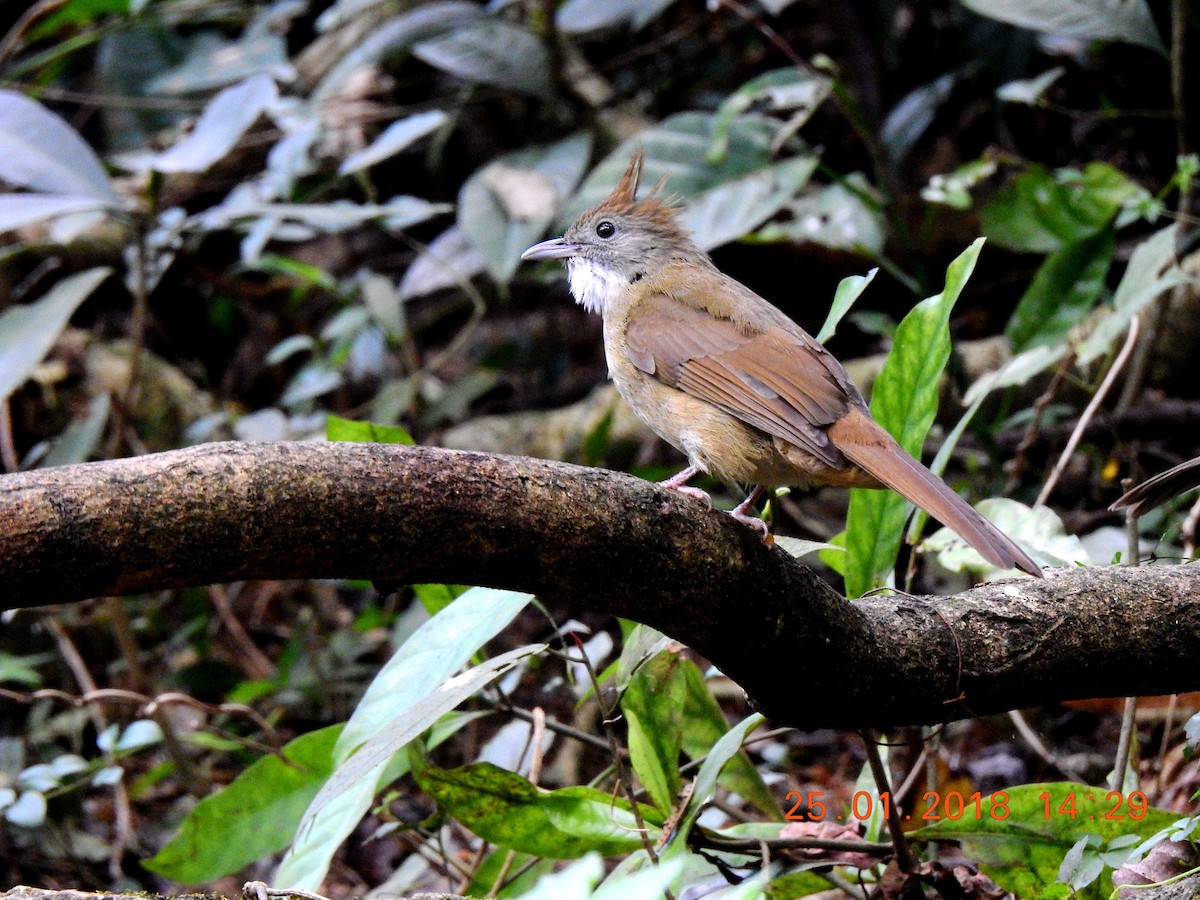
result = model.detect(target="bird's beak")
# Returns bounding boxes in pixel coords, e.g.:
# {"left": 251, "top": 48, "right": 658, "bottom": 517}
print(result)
{"left": 521, "top": 237, "right": 580, "bottom": 262}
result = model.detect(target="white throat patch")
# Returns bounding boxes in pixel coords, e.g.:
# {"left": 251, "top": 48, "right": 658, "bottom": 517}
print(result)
{"left": 567, "top": 258, "right": 626, "bottom": 316}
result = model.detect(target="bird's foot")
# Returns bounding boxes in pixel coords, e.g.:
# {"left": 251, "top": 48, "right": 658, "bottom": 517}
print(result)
{"left": 658, "top": 465, "right": 712, "bottom": 508}
{"left": 671, "top": 485, "right": 713, "bottom": 507}
{"left": 728, "top": 508, "right": 771, "bottom": 542}
{"left": 729, "top": 485, "right": 771, "bottom": 543}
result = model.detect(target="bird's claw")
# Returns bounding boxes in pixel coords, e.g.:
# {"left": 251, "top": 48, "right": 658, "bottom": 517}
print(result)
{"left": 729, "top": 508, "right": 772, "bottom": 543}
{"left": 670, "top": 484, "right": 713, "bottom": 508}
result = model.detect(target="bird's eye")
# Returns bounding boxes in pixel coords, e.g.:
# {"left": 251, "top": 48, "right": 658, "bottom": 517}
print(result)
{"left": 595, "top": 220, "right": 616, "bottom": 239}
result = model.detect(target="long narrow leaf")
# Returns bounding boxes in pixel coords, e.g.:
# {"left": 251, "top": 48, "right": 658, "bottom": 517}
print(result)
{"left": 843, "top": 240, "right": 983, "bottom": 598}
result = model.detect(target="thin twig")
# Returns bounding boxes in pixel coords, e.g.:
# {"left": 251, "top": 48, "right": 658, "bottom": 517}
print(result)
{"left": 1111, "top": 697, "right": 1139, "bottom": 791}
{"left": 858, "top": 729, "right": 916, "bottom": 872}
{"left": 1037, "top": 316, "right": 1140, "bottom": 507}
{"left": 208, "top": 584, "right": 276, "bottom": 680}
{"left": 1182, "top": 493, "right": 1200, "bottom": 558}
{"left": 0, "top": 398, "right": 18, "bottom": 472}
{"left": 1008, "top": 710, "right": 1085, "bottom": 782}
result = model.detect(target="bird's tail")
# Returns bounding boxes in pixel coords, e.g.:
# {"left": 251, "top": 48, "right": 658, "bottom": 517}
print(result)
{"left": 829, "top": 408, "right": 1042, "bottom": 578}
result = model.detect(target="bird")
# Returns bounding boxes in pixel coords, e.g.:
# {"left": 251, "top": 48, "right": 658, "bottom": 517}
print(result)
{"left": 1110, "top": 457, "right": 1200, "bottom": 517}
{"left": 521, "top": 150, "right": 1041, "bottom": 578}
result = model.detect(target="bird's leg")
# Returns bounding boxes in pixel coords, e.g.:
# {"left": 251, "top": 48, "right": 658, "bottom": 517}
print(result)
{"left": 729, "top": 485, "right": 769, "bottom": 540}
{"left": 658, "top": 464, "right": 712, "bottom": 507}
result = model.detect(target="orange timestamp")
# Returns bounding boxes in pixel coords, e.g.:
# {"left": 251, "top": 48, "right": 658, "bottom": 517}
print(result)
{"left": 785, "top": 790, "right": 1010, "bottom": 823}
{"left": 784, "top": 790, "right": 1151, "bottom": 823}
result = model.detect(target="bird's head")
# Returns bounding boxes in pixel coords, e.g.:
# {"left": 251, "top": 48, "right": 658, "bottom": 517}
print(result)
{"left": 521, "top": 150, "right": 703, "bottom": 315}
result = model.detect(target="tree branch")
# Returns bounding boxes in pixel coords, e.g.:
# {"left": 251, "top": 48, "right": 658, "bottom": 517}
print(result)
{"left": 2, "top": 441, "right": 1197, "bottom": 729}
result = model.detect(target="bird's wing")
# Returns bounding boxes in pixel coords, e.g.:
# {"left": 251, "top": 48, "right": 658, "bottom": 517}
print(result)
{"left": 624, "top": 288, "right": 862, "bottom": 468}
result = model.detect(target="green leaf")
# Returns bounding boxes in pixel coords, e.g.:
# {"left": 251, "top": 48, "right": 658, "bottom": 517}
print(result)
{"left": 460, "top": 132, "right": 592, "bottom": 283}
{"left": 1077, "top": 225, "right": 1189, "bottom": 365}
{"left": 982, "top": 163, "right": 1142, "bottom": 253}
{"left": 590, "top": 852, "right": 685, "bottom": 900}
{"left": 711, "top": 68, "right": 833, "bottom": 161}
{"left": 765, "top": 870, "right": 834, "bottom": 898}
{"left": 925, "top": 499, "right": 1088, "bottom": 573}
{"left": 556, "top": 0, "right": 678, "bottom": 33}
{"left": 512, "top": 854, "right": 604, "bottom": 898}
{"left": 412, "top": 19, "right": 552, "bottom": 98}
{"left": 621, "top": 651, "right": 686, "bottom": 814}
{"left": 755, "top": 174, "right": 886, "bottom": 256}
{"left": 962, "top": 0, "right": 1165, "bottom": 54}
{"left": 562, "top": 113, "right": 816, "bottom": 251}
{"left": 1005, "top": 229, "right": 1114, "bottom": 351}
{"left": 325, "top": 414, "right": 415, "bottom": 445}
{"left": 843, "top": 240, "right": 982, "bottom": 598}
{"left": 0, "top": 268, "right": 111, "bottom": 402}
{"left": 817, "top": 268, "right": 878, "bottom": 344}
{"left": 144, "top": 725, "right": 341, "bottom": 883}
{"left": 666, "top": 713, "right": 766, "bottom": 855}
{"left": 412, "top": 582, "right": 461, "bottom": 616}
{"left": 414, "top": 763, "right": 656, "bottom": 858}
{"left": 910, "top": 783, "right": 1177, "bottom": 900}
{"left": 677, "top": 660, "right": 780, "bottom": 819}
{"left": 335, "top": 588, "right": 533, "bottom": 765}
{"left": 0, "top": 91, "right": 120, "bottom": 202}
{"left": 277, "top": 588, "right": 534, "bottom": 891}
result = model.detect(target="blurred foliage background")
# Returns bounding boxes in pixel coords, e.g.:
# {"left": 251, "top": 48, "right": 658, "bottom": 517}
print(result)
{"left": 0, "top": 0, "right": 1198, "bottom": 896}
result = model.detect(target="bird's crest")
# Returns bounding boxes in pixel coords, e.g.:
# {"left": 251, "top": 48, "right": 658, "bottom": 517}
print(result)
{"left": 588, "top": 148, "right": 684, "bottom": 236}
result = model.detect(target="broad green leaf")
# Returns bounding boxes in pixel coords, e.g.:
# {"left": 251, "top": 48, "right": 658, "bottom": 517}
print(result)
{"left": 335, "top": 588, "right": 532, "bottom": 764}
{"left": 556, "top": 0, "right": 678, "bottom": 33}
{"left": 0, "top": 90, "right": 120, "bottom": 202}
{"left": 275, "top": 712, "right": 477, "bottom": 891}
{"left": 964, "top": 343, "right": 1067, "bottom": 405}
{"left": 1077, "top": 226, "right": 1187, "bottom": 365}
{"left": 412, "top": 583, "right": 461, "bottom": 616}
{"left": 982, "top": 163, "right": 1141, "bottom": 253}
{"left": 41, "top": 393, "right": 110, "bottom": 468}
{"left": 1006, "top": 229, "right": 1114, "bottom": 351}
{"left": 562, "top": 113, "right": 815, "bottom": 251}
{"left": 817, "top": 268, "right": 878, "bottom": 343}
{"left": 144, "top": 726, "right": 341, "bottom": 883}
{"left": 678, "top": 659, "right": 780, "bottom": 818}
{"left": 996, "top": 67, "right": 1066, "bottom": 105}
{"left": 460, "top": 132, "right": 592, "bottom": 282}
{"left": 765, "top": 870, "right": 834, "bottom": 898}
{"left": 911, "top": 783, "right": 1177, "bottom": 900}
{"left": 199, "top": 197, "right": 451, "bottom": 235}
{"left": 621, "top": 651, "right": 686, "bottom": 814}
{"left": 613, "top": 623, "right": 672, "bottom": 692}
{"left": 414, "top": 763, "right": 656, "bottom": 858}
{"left": 0, "top": 268, "right": 111, "bottom": 402}
{"left": 926, "top": 499, "right": 1087, "bottom": 574}
{"left": 756, "top": 175, "right": 886, "bottom": 256}
{"left": 141, "top": 27, "right": 291, "bottom": 95}
{"left": 325, "top": 414, "right": 415, "bottom": 445}
{"left": 666, "top": 713, "right": 766, "bottom": 855}
{"left": 278, "top": 587, "right": 534, "bottom": 890}
{"left": 678, "top": 157, "right": 816, "bottom": 253}
{"left": 313, "top": 2, "right": 483, "bottom": 101}
{"left": 843, "top": 240, "right": 982, "bottom": 598}
{"left": 413, "top": 19, "right": 552, "bottom": 99}
{"left": 142, "top": 75, "right": 279, "bottom": 173}
{"left": 590, "top": 853, "right": 685, "bottom": 900}
{"left": 774, "top": 536, "right": 842, "bottom": 560}
{"left": 0, "top": 194, "right": 111, "bottom": 234}
{"left": 513, "top": 854, "right": 603, "bottom": 899}
{"left": 882, "top": 73, "right": 956, "bottom": 164}
{"left": 922, "top": 158, "right": 998, "bottom": 210}
{"left": 961, "top": 0, "right": 1164, "bottom": 54}
{"left": 711, "top": 68, "right": 833, "bottom": 161}
{"left": 338, "top": 110, "right": 448, "bottom": 176}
